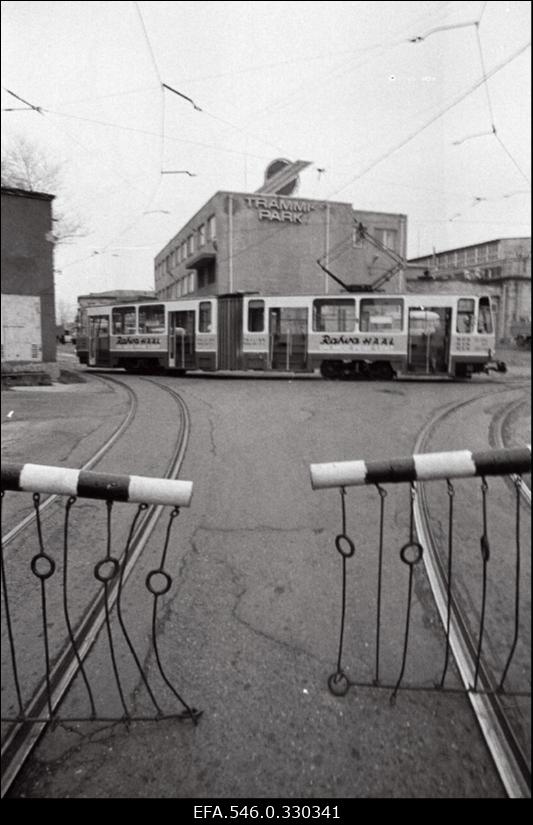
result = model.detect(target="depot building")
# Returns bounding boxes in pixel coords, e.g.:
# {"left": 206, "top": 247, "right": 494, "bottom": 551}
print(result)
{"left": 154, "top": 178, "right": 408, "bottom": 300}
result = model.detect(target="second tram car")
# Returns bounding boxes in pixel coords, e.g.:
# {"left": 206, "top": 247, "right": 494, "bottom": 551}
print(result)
{"left": 76, "top": 292, "right": 504, "bottom": 379}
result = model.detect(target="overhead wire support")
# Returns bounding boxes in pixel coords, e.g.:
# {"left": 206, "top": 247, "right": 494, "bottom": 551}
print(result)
{"left": 408, "top": 19, "right": 479, "bottom": 42}
{"left": 162, "top": 82, "right": 202, "bottom": 112}
{"left": 3, "top": 88, "right": 44, "bottom": 114}
{"left": 328, "top": 39, "right": 530, "bottom": 198}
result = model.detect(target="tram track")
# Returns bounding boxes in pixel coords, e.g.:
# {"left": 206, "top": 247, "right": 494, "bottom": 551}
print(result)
{"left": 1, "top": 374, "right": 192, "bottom": 798}
{"left": 413, "top": 384, "right": 531, "bottom": 798}
{"left": 2, "top": 374, "right": 138, "bottom": 547}
{"left": 489, "top": 396, "right": 531, "bottom": 507}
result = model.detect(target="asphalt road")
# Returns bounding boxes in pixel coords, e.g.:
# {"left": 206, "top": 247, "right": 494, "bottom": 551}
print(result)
{"left": 2, "top": 364, "right": 530, "bottom": 798}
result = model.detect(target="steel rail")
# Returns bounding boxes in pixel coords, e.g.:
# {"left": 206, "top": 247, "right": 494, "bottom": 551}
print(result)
{"left": 413, "top": 391, "right": 531, "bottom": 799}
{"left": 2, "top": 374, "right": 138, "bottom": 548}
{"left": 489, "top": 397, "right": 531, "bottom": 507}
{"left": 1, "top": 377, "right": 192, "bottom": 798}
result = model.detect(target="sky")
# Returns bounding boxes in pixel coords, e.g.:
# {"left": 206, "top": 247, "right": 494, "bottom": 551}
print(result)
{"left": 1, "top": 0, "right": 531, "bottom": 319}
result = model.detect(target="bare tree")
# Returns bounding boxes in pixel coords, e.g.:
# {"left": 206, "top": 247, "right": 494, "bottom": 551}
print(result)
{"left": 1, "top": 135, "right": 86, "bottom": 244}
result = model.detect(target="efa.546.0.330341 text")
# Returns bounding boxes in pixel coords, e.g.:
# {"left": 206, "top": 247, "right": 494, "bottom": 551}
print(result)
{"left": 193, "top": 805, "right": 343, "bottom": 821}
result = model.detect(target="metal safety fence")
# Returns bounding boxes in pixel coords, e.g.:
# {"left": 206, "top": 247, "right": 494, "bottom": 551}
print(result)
{"left": 310, "top": 445, "right": 531, "bottom": 702}
{"left": 1, "top": 463, "right": 201, "bottom": 726}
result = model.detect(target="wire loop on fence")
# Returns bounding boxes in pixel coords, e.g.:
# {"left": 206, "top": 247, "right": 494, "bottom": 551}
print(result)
{"left": 1, "top": 462, "right": 200, "bottom": 725}
{"left": 310, "top": 445, "right": 531, "bottom": 707}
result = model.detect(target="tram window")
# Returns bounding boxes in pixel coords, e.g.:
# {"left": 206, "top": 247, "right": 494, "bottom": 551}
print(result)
{"left": 112, "top": 307, "right": 136, "bottom": 335}
{"left": 270, "top": 307, "right": 307, "bottom": 334}
{"left": 456, "top": 299, "right": 475, "bottom": 333}
{"left": 477, "top": 296, "right": 493, "bottom": 334}
{"left": 78, "top": 310, "right": 89, "bottom": 336}
{"left": 199, "top": 301, "right": 212, "bottom": 332}
{"left": 313, "top": 299, "right": 356, "bottom": 332}
{"left": 248, "top": 300, "right": 265, "bottom": 332}
{"left": 360, "top": 298, "right": 403, "bottom": 332}
{"left": 90, "top": 316, "right": 109, "bottom": 336}
{"left": 139, "top": 304, "right": 165, "bottom": 333}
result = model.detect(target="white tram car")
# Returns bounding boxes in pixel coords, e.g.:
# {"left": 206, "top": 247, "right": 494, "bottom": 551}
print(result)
{"left": 76, "top": 292, "right": 504, "bottom": 379}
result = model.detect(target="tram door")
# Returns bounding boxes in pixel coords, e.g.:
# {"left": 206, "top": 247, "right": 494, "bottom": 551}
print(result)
{"left": 88, "top": 315, "right": 110, "bottom": 366}
{"left": 168, "top": 311, "right": 196, "bottom": 370}
{"left": 217, "top": 295, "right": 243, "bottom": 370}
{"left": 407, "top": 307, "right": 451, "bottom": 374}
{"left": 269, "top": 307, "right": 308, "bottom": 371}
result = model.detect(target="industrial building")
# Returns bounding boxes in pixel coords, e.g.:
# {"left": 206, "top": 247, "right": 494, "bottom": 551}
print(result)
{"left": 154, "top": 164, "right": 408, "bottom": 300}
{"left": 407, "top": 237, "right": 531, "bottom": 342}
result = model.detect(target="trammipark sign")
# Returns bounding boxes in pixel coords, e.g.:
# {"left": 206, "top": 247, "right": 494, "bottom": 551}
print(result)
{"left": 244, "top": 195, "right": 317, "bottom": 224}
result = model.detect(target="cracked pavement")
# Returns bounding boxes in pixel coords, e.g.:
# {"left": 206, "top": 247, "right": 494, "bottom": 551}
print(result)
{"left": 5, "top": 370, "right": 527, "bottom": 798}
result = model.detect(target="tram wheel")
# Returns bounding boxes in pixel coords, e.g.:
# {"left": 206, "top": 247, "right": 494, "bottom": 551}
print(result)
{"left": 369, "top": 361, "right": 395, "bottom": 381}
{"left": 320, "top": 360, "right": 343, "bottom": 380}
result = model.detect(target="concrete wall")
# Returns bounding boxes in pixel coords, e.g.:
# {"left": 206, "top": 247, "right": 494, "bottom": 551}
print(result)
{"left": 1, "top": 188, "right": 56, "bottom": 363}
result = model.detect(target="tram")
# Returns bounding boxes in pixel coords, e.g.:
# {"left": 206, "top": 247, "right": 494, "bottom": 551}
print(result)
{"left": 75, "top": 291, "right": 505, "bottom": 379}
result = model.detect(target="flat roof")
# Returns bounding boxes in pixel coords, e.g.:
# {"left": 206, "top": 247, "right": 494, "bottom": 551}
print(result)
{"left": 1, "top": 186, "right": 55, "bottom": 201}
{"left": 409, "top": 237, "right": 530, "bottom": 261}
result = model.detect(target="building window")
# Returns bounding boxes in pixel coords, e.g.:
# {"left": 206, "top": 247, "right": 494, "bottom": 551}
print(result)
{"left": 313, "top": 298, "right": 356, "bottom": 332}
{"left": 199, "top": 301, "right": 212, "bottom": 332}
{"left": 374, "top": 228, "right": 398, "bottom": 251}
{"left": 139, "top": 304, "right": 165, "bottom": 334}
{"left": 360, "top": 298, "right": 403, "bottom": 332}
{"left": 187, "top": 235, "right": 195, "bottom": 256}
{"left": 477, "top": 296, "right": 493, "bottom": 334}
{"left": 466, "top": 248, "right": 476, "bottom": 265}
{"left": 198, "top": 223, "right": 206, "bottom": 247}
{"left": 352, "top": 225, "right": 364, "bottom": 248}
{"left": 188, "top": 272, "right": 195, "bottom": 293}
{"left": 248, "top": 300, "right": 265, "bottom": 332}
{"left": 207, "top": 215, "right": 216, "bottom": 242}
{"left": 181, "top": 241, "right": 187, "bottom": 261}
{"left": 112, "top": 306, "right": 136, "bottom": 335}
{"left": 456, "top": 298, "right": 475, "bottom": 333}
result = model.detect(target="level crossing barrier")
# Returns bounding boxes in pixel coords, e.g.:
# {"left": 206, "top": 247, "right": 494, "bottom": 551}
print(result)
{"left": 310, "top": 445, "right": 531, "bottom": 701}
{"left": 1, "top": 463, "right": 201, "bottom": 726}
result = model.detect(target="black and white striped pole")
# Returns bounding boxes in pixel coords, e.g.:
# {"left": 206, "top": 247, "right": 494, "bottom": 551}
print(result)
{"left": 1, "top": 464, "right": 193, "bottom": 507}
{"left": 310, "top": 445, "right": 531, "bottom": 489}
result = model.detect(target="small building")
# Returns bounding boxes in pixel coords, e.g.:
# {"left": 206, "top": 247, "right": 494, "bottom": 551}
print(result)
{"left": 154, "top": 188, "right": 408, "bottom": 300}
{"left": 1, "top": 187, "right": 57, "bottom": 375}
{"left": 407, "top": 238, "right": 531, "bottom": 342}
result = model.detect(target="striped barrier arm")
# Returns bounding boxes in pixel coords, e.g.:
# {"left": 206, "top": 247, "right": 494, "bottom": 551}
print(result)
{"left": 1, "top": 463, "right": 193, "bottom": 507}
{"left": 310, "top": 445, "right": 531, "bottom": 490}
